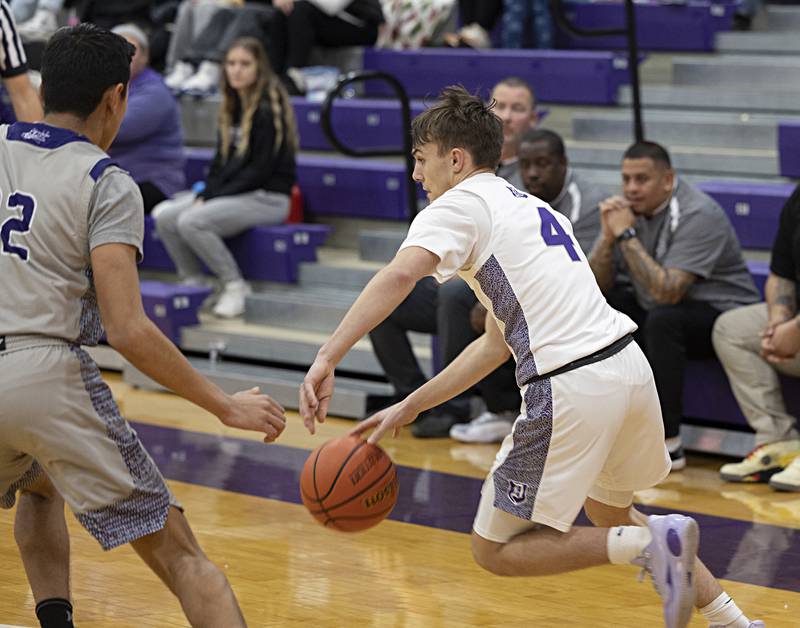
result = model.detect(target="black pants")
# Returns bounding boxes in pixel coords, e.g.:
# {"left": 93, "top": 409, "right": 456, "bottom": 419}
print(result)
{"left": 269, "top": 1, "right": 379, "bottom": 72}
{"left": 139, "top": 182, "right": 168, "bottom": 215}
{"left": 186, "top": 4, "right": 276, "bottom": 65}
{"left": 369, "top": 277, "right": 519, "bottom": 417}
{"left": 459, "top": 0, "right": 503, "bottom": 31}
{"left": 607, "top": 286, "right": 723, "bottom": 439}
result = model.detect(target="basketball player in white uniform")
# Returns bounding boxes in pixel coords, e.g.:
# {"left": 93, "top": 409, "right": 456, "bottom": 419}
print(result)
{"left": 0, "top": 25, "right": 285, "bottom": 628}
{"left": 300, "top": 87, "right": 762, "bottom": 628}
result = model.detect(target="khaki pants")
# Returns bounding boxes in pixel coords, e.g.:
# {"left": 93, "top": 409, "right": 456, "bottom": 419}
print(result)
{"left": 712, "top": 303, "right": 800, "bottom": 445}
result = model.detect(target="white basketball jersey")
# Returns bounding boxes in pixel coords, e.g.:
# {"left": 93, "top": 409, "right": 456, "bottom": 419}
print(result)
{"left": 400, "top": 172, "right": 636, "bottom": 379}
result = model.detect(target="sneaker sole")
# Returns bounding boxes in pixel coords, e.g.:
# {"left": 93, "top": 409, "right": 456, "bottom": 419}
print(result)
{"left": 449, "top": 430, "right": 509, "bottom": 444}
{"left": 669, "top": 518, "right": 699, "bottom": 628}
{"left": 670, "top": 457, "right": 687, "bottom": 472}
{"left": 768, "top": 479, "right": 800, "bottom": 492}
{"left": 719, "top": 469, "right": 778, "bottom": 483}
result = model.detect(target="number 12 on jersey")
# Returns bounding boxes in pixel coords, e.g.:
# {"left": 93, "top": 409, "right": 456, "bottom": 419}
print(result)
{"left": 0, "top": 190, "right": 37, "bottom": 262}
{"left": 538, "top": 206, "right": 580, "bottom": 261}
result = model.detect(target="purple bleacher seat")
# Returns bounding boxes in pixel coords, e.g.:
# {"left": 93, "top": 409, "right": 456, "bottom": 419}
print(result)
{"left": 362, "top": 49, "right": 634, "bottom": 105}
{"left": 141, "top": 216, "right": 331, "bottom": 283}
{"left": 183, "top": 148, "right": 413, "bottom": 220}
{"left": 779, "top": 121, "right": 800, "bottom": 178}
{"left": 555, "top": 1, "right": 735, "bottom": 52}
{"left": 291, "top": 98, "right": 427, "bottom": 152}
{"left": 140, "top": 280, "right": 212, "bottom": 344}
{"left": 683, "top": 359, "right": 800, "bottom": 430}
{"left": 298, "top": 154, "right": 410, "bottom": 219}
{"left": 697, "top": 181, "right": 793, "bottom": 250}
{"left": 291, "top": 97, "right": 550, "bottom": 153}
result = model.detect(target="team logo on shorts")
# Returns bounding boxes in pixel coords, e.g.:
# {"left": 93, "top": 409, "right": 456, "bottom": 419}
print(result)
{"left": 507, "top": 480, "right": 529, "bottom": 505}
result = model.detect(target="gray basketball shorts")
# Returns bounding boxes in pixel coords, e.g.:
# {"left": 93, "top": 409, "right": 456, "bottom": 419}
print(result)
{"left": 0, "top": 335, "right": 177, "bottom": 550}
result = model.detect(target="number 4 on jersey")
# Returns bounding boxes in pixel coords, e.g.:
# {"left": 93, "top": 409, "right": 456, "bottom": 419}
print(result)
{"left": 538, "top": 206, "right": 580, "bottom": 261}
{"left": 0, "top": 191, "right": 37, "bottom": 262}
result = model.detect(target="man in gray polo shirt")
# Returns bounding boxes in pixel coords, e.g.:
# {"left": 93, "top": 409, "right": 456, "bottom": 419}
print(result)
{"left": 589, "top": 141, "right": 760, "bottom": 471}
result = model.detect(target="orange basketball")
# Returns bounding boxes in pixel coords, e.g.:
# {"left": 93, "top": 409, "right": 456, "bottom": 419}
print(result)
{"left": 300, "top": 434, "right": 399, "bottom": 532}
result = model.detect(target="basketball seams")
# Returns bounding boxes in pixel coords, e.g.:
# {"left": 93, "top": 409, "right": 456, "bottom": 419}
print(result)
{"left": 307, "top": 460, "right": 396, "bottom": 515}
{"left": 317, "top": 439, "right": 368, "bottom": 502}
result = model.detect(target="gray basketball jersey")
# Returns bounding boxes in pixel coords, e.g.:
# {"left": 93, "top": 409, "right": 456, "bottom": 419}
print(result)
{"left": 0, "top": 122, "right": 143, "bottom": 344}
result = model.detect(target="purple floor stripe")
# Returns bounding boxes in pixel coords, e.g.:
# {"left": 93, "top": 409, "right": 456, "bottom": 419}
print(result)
{"left": 132, "top": 421, "right": 800, "bottom": 593}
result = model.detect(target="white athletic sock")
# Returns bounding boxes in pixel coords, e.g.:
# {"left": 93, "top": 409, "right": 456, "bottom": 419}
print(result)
{"left": 700, "top": 593, "right": 750, "bottom": 627}
{"left": 666, "top": 436, "right": 682, "bottom": 452}
{"left": 607, "top": 526, "right": 652, "bottom": 565}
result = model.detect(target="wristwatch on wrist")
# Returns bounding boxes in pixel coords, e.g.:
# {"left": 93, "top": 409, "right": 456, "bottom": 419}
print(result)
{"left": 616, "top": 227, "right": 637, "bottom": 243}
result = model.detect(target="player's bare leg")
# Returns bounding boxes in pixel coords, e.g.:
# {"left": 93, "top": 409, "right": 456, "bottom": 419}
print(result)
{"left": 583, "top": 497, "right": 722, "bottom": 606}
{"left": 131, "top": 506, "right": 247, "bottom": 628}
{"left": 583, "top": 498, "right": 760, "bottom": 628}
{"left": 471, "top": 504, "right": 700, "bottom": 628}
{"left": 15, "top": 474, "right": 71, "bottom": 603}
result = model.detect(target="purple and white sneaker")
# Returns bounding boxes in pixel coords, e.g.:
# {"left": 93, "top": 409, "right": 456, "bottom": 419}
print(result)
{"left": 634, "top": 514, "right": 699, "bottom": 628}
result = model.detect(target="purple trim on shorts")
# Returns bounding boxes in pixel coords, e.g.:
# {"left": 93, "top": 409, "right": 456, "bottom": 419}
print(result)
{"left": 77, "top": 268, "right": 104, "bottom": 345}
{"left": 0, "top": 460, "right": 43, "bottom": 509}
{"left": 70, "top": 346, "right": 171, "bottom": 550}
{"left": 474, "top": 254, "right": 553, "bottom": 521}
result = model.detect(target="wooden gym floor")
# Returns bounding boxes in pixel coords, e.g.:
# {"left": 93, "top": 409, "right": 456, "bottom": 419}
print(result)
{"left": 1, "top": 373, "right": 799, "bottom": 627}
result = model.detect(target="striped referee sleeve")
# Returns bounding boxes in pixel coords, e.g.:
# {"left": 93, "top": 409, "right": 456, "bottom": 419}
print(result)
{"left": 0, "top": 0, "right": 28, "bottom": 78}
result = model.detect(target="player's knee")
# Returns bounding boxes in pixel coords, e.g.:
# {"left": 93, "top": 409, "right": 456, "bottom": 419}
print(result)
{"left": 471, "top": 532, "right": 513, "bottom": 576}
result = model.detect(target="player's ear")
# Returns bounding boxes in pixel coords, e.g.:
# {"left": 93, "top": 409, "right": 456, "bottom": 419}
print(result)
{"left": 451, "top": 147, "right": 465, "bottom": 172}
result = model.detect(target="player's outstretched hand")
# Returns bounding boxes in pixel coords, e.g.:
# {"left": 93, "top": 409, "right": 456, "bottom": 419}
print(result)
{"left": 220, "top": 387, "right": 287, "bottom": 443}
{"left": 350, "top": 400, "right": 420, "bottom": 445}
{"left": 300, "top": 357, "right": 335, "bottom": 434}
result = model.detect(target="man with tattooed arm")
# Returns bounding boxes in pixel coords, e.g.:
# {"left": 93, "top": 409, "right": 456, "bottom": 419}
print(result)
{"left": 588, "top": 141, "right": 760, "bottom": 472}
{"left": 712, "top": 186, "right": 800, "bottom": 491}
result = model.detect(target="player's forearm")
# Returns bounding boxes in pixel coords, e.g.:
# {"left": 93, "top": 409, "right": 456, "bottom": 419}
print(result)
{"left": 403, "top": 334, "right": 510, "bottom": 415}
{"left": 588, "top": 238, "right": 616, "bottom": 293}
{"left": 317, "top": 265, "right": 418, "bottom": 366}
{"left": 766, "top": 273, "right": 797, "bottom": 323}
{"left": 107, "top": 316, "right": 233, "bottom": 419}
{"left": 618, "top": 238, "right": 691, "bottom": 305}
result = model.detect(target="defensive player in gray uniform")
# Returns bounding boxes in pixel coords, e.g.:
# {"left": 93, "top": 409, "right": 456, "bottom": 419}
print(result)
{"left": 0, "top": 24, "right": 286, "bottom": 628}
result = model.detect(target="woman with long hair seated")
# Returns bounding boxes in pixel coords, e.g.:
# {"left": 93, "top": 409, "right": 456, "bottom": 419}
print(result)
{"left": 154, "top": 37, "right": 298, "bottom": 318}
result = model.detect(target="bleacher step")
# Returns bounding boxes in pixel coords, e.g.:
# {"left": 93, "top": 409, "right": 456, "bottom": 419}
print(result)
{"left": 123, "top": 357, "right": 392, "bottom": 420}
{"left": 358, "top": 228, "right": 408, "bottom": 263}
{"left": 672, "top": 54, "right": 800, "bottom": 88}
{"left": 716, "top": 31, "right": 800, "bottom": 55}
{"left": 573, "top": 111, "right": 782, "bottom": 149}
{"left": 245, "top": 287, "right": 359, "bottom": 332}
{"left": 619, "top": 84, "right": 800, "bottom": 114}
{"left": 566, "top": 140, "right": 777, "bottom": 177}
{"left": 180, "top": 319, "right": 431, "bottom": 378}
{"left": 766, "top": 5, "right": 800, "bottom": 31}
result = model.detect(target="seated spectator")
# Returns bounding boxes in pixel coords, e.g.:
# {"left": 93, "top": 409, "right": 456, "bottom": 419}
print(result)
{"left": 441, "top": 0, "right": 501, "bottom": 49}
{"left": 588, "top": 141, "right": 761, "bottom": 471}
{"left": 369, "top": 77, "right": 536, "bottom": 439}
{"left": 502, "top": 0, "right": 553, "bottom": 49}
{"left": 1, "top": 0, "right": 42, "bottom": 121}
{"left": 492, "top": 76, "right": 538, "bottom": 186}
{"left": 153, "top": 37, "right": 298, "bottom": 318}
{"left": 165, "top": 0, "right": 274, "bottom": 95}
{"left": 450, "top": 128, "right": 604, "bottom": 443}
{"left": 108, "top": 24, "right": 185, "bottom": 213}
{"left": 270, "top": 0, "right": 384, "bottom": 94}
{"left": 10, "top": 0, "right": 62, "bottom": 42}
{"left": 713, "top": 185, "right": 800, "bottom": 491}
{"left": 377, "top": 0, "right": 454, "bottom": 50}
{"left": 78, "top": 0, "right": 152, "bottom": 30}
